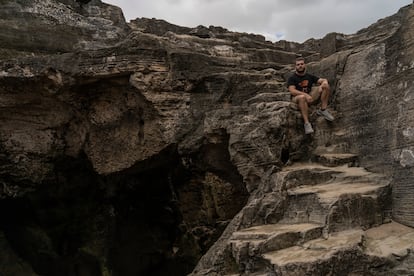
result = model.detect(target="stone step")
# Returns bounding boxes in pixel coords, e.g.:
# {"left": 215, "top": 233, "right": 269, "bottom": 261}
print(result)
{"left": 312, "top": 153, "right": 359, "bottom": 167}
{"left": 229, "top": 223, "right": 323, "bottom": 273}
{"left": 326, "top": 165, "right": 388, "bottom": 185}
{"left": 364, "top": 221, "right": 414, "bottom": 259}
{"left": 263, "top": 229, "right": 364, "bottom": 275}
{"left": 278, "top": 163, "right": 347, "bottom": 190}
{"left": 280, "top": 180, "right": 390, "bottom": 231}
{"left": 260, "top": 221, "right": 414, "bottom": 275}
{"left": 279, "top": 163, "right": 387, "bottom": 190}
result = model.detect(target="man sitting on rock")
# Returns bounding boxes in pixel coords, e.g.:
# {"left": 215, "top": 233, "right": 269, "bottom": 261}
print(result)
{"left": 287, "top": 57, "right": 334, "bottom": 134}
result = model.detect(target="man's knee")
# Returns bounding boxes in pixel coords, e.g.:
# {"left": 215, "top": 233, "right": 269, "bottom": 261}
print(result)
{"left": 294, "top": 94, "right": 306, "bottom": 103}
{"left": 321, "top": 82, "right": 330, "bottom": 91}
{"left": 322, "top": 81, "right": 329, "bottom": 86}
{"left": 297, "top": 94, "right": 306, "bottom": 100}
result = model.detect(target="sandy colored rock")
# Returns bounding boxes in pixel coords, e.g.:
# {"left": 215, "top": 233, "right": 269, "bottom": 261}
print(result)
{"left": 0, "top": 1, "right": 414, "bottom": 275}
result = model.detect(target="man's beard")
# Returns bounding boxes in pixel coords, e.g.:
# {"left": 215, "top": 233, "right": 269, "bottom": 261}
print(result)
{"left": 296, "top": 68, "right": 305, "bottom": 74}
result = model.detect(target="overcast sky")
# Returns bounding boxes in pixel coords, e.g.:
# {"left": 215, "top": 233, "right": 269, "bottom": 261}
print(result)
{"left": 103, "top": 0, "right": 412, "bottom": 42}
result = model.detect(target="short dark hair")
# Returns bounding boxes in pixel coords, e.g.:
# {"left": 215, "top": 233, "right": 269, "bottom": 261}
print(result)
{"left": 295, "top": 57, "right": 305, "bottom": 63}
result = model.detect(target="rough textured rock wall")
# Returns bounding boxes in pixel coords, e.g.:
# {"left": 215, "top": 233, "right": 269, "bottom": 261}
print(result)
{"left": 0, "top": 0, "right": 413, "bottom": 275}
{"left": 276, "top": 3, "right": 414, "bottom": 226}
{"left": 0, "top": 1, "right": 290, "bottom": 274}
{"left": 327, "top": 5, "right": 414, "bottom": 227}
{"left": 0, "top": 0, "right": 128, "bottom": 56}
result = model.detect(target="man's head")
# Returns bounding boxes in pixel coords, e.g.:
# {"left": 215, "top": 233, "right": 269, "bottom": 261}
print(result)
{"left": 295, "top": 57, "right": 306, "bottom": 75}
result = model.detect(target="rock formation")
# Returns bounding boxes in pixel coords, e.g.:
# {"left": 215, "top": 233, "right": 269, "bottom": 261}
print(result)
{"left": 0, "top": 0, "right": 414, "bottom": 275}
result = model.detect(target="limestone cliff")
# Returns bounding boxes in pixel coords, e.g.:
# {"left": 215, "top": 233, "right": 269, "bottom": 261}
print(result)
{"left": 0, "top": 0, "right": 414, "bottom": 275}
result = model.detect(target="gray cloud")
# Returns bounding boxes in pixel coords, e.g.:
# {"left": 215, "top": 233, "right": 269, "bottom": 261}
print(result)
{"left": 104, "top": 0, "right": 412, "bottom": 42}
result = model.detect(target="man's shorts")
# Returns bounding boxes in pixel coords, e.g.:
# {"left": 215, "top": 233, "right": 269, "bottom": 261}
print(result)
{"left": 292, "top": 86, "right": 321, "bottom": 104}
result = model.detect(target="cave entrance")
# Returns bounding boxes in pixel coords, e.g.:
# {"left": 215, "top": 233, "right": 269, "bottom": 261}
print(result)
{"left": 0, "top": 140, "right": 248, "bottom": 276}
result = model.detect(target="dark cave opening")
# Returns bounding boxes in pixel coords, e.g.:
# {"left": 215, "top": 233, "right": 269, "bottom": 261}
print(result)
{"left": 0, "top": 150, "right": 189, "bottom": 276}
{"left": 0, "top": 154, "right": 108, "bottom": 276}
{"left": 107, "top": 156, "right": 188, "bottom": 276}
{"left": 0, "top": 140, "right": 248, "bottom": 276}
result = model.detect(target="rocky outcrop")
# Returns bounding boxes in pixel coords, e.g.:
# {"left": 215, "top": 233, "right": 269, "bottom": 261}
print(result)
{"left": 0, "top": 0, "right": 129, "bottom": 55}
{"left": 0, "top": 0, "right": 414, "bottom": 275}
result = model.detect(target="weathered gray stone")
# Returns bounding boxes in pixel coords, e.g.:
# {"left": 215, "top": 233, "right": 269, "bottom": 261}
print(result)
{"left": 0, "top": 1, "right": 414, "bottom": 275}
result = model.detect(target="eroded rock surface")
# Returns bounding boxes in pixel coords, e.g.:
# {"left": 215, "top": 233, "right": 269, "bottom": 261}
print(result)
{"left": 0, "top": 0, "right": 414, "bottom": 275}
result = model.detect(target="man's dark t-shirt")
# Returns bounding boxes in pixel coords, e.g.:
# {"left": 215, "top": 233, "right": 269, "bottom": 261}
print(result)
{"left": 287, "top": 73, "right": 319, "bottom": 93}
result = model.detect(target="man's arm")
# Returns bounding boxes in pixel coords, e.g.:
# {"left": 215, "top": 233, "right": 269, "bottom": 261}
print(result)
{"left": 288, "top": 85, "right": 309, "bottom": 97}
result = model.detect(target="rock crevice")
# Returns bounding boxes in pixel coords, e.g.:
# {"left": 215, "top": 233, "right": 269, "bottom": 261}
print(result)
{"left": 0, "top": 1, "right": 414, "bottom": 275}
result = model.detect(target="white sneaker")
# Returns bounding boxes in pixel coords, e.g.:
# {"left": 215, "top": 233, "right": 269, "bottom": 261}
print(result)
{"left": 317, "top": 108, "right": 334, "bottom": 121}
{"left": 304, "top": 122, "right": 314, "bottom": 134}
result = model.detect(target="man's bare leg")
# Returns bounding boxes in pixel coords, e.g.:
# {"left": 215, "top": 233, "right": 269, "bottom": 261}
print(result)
{"left": 320, "top": 83, "right": 330, "bottom": 110}
{"left": 297, "top": 97, "right": 310, "bottom": 123}
{"left": 317, "top": 84, "right": 334, "bottom": 121}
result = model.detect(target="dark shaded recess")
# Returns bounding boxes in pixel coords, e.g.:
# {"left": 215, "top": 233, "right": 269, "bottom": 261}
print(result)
{"left": 180, "top": 129, "right": 249, "bottom": 251}
{"left": 106, "top": 135, "right": 248, "bottom": 276}
{"left": 0, "top": 146, "right": 193, "bottom": 276}
{"left": 0, "top": 138, "right": 247, "bottom": 276}
{"left": 0, "top": 153, "right": 105, "bottom": 276}
{"left": 281, "top": 147, "right": 290, "bottom": 164}
{"left": 106, "top": 145, "right": 193, "bottom": 276}
{"left": 196, "top": 131, "right": 245, "bottom": 188}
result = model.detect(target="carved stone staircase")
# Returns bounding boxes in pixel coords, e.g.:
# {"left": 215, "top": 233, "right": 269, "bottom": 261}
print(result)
{"left": 226, "top": 145, "right": 414, "bottom": 275}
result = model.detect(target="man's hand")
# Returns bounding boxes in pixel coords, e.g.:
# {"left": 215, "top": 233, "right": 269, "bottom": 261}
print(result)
{"left": 304, "top": 93, "right": 313, "bottom": 103}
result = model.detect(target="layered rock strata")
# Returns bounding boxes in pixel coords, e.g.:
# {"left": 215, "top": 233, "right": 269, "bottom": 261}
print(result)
{"left": 0, "top": 0, "right": 413, "bottom": 275}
